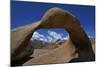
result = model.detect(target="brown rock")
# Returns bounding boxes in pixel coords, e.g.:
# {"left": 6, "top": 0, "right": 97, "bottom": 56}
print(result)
{"left": 11, "top": 21, "right": 41, "bottom": 61}
{"left": 38, "top": 7, "right": 95, "bottom": 61}
{"left": 11, "top": 7, "right": 95, "bottom": 65}
{"left": 23, "top": 38, "right": 76, "bottom": 65}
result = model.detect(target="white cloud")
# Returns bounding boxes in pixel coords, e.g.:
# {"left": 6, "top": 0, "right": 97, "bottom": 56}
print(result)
{"left": 31, "top": 31, "right": 69, "bottom": 43}
{"left": 88, "top": 35, "right": 94, "bottom": 38}
{"left": 48, "top": 31, "right": 63, "bottom": 42}
{"left": 63, "top": 36, "right": 69, "bottom": 40}
{"left": 47, "top": 36, "right": 53, "bottom": 42}
{"left": 31, "top": 32, "right": 46, "bottom": 41}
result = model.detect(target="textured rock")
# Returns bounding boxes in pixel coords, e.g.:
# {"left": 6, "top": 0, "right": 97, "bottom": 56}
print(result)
{"left": 12, "top": 44, "right": 33, "bottom": 61}
{"left": 11, "top": 7, "right": 95, "bottom": 65}
{"left": 11, "top": 21, "right": 41, "bottom": 61}
{"left": 38, "top": 7, "right": 95, "bottom": 61}
{"left": 23, "top": 38, "right": 76, "bottom": 65}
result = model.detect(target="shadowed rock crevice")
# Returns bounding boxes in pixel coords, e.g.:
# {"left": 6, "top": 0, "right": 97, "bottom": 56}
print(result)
{"left": 11, "top": 31, "right": 33, "bottom": 61}
{"left": 11, "top": 7, "right": 95, "bottom": 66}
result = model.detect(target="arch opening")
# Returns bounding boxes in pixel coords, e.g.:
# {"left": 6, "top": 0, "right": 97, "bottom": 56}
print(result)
{"left": 29, "top": 28, "right": 69, "bottom": 49}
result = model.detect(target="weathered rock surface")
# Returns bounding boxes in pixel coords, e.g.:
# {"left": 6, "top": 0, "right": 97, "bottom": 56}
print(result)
{"left": 23, "top": 38, "right": 76, "bottom": 65}
{"left": 11, "top": 21, "right": 41, "bottom": 61}
{"left": 38, "top": 7, "right": 95, "bottom": 62}
{"left": 11, "top": 7, "right": 95, "bottom": 65}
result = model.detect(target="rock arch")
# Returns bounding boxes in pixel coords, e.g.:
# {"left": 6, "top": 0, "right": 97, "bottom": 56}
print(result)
{"left": 11, "top": 7, "right": 95, "bottom": 65}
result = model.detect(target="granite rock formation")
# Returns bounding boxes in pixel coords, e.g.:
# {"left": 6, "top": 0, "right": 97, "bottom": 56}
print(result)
{"left": 11, "top": 7, "right": 95, "bottom": 65}
{"left": 38, "top": 7, "right": 95, "bottom": 62}
{"left": 11, "top": 22, "right": 41, "bottom": 61}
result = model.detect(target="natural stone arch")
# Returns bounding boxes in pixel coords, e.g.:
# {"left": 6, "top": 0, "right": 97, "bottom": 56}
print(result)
{"left": 38, "top": 7, "right": 95, "bottom": 61}
{"left": 11, "top": 7, "right": 95, "bottom": 65}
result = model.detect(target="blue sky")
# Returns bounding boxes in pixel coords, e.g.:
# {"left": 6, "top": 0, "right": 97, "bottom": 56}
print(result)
{"left": 11, "top": 1, "right": 95, "bottom": 41}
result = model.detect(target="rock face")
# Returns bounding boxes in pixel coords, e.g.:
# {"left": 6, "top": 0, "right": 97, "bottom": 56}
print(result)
{"left": 11, "top": 22, "right": 41, "bottom": 61}
{"left": 11, "top": 7, "right": 95, "bottom": 65}
{"left": 23, "top": 38, "right": 76, "bottom": 65}
{"left": 38, "top": 7, "right": 95, "bottom": 61}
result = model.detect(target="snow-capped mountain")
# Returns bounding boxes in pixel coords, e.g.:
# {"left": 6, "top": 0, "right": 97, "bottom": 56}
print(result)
{"left": 31, "top": 31, "right": 69, "bottom": 43}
